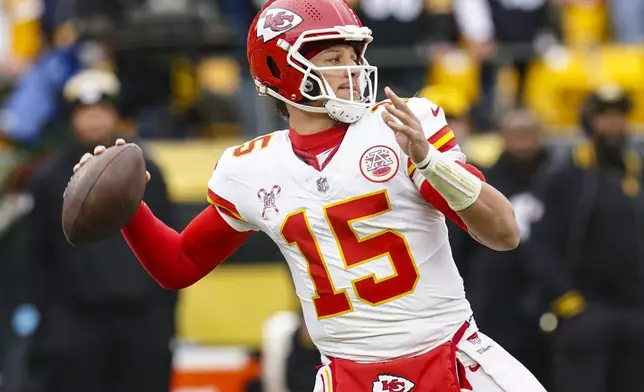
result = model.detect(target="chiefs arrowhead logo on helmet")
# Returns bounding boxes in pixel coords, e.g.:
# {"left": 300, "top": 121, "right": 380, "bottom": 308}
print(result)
{"left": 256, "top": 8, "right": 303, "bottom": 42}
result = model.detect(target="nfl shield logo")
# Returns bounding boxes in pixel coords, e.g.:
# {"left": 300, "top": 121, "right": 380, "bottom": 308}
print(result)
{"left": 316, "top": 177, "right": 329, "bottom": 193}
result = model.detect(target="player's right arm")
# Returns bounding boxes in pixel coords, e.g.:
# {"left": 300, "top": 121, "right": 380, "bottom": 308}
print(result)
{"left": 74, "top": 139, "right": 252, "bottom": 290}
{"left": 121, "top": 202, "right": 251, "bottom": 290}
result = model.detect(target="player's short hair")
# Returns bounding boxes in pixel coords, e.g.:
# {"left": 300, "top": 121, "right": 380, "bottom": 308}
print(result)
{"left": 275, "top": 99, "right": 290, "bottom": 120}
{"left": 274, "top": 96, "right": 322, "bottom": 120}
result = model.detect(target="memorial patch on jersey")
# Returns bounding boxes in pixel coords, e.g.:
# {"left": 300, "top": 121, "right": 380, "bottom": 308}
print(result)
{"left": 257, "top": 185, "right": 281, "bottom": 218}
{"left": 360, "top": 145, "right": 399, "bottom": 183}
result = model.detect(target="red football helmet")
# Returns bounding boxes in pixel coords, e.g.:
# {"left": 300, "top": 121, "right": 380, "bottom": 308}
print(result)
{"left": 247, "top": 0, "right": 378, "bottom": 123}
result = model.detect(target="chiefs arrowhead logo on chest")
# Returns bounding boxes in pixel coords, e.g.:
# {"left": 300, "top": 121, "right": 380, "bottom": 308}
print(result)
{"left": 360, "top": 145, "right": 400, "bottom": 183}
{"left": 372, "top": 374, "right": 415, "bottom": 392}
{"left": 256, "top": 8, "right": 303, "bottom": 42}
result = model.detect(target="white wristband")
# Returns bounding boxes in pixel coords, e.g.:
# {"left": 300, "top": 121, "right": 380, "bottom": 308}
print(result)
{"left": 414, "top": 144, "right": 482, "bottom": 212}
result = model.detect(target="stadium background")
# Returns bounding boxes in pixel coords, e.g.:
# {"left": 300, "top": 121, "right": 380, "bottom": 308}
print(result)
{"left": 0, "top": 0, "right": 642, "bottom": 391}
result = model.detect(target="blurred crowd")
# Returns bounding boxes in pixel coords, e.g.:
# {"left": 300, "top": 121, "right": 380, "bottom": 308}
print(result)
{"left": 0, "top": 0, "right": 644, "bottom": 392}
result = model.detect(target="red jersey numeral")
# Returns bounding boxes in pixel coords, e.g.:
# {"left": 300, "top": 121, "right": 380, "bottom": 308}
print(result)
{"left": 280, "top": 190, "right": 419, "bottom": 319}
{"left": 233, "top": 134, "right": 273, "bottom": 157}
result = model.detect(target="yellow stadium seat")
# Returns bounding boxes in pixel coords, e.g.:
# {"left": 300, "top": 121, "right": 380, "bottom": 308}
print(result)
{"left": 171, "top": 56, "right": 197, "bottom": 115}
{"left": 524, "top": 48, "right": 589, "bottom": 129}
{"left": 524, "top": 45, "right": 644, "bottom": 131}
{"left": 428, "top": 49, "right": 479, "bottom": 104}
{"left": 197, "top": 57, "right": 242, "bottom": 96}
{"left": 592, "top": 45, "right": 644, "bottom": 126}
{"left": 6, "top": 0, "right": 43, "bottom": 62}
{"left": 591, "top": 45, "right": 644, "bottom": 87}
{"left": 418, "top": 84, "right": 470, "bottom": 118}
{"left": 561, "top": 2, "right": 607, "bottom": 47}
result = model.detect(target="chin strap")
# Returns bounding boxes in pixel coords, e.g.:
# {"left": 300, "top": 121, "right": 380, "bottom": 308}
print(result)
{"left": 324, "top": 100, "right": 367, "bottom": 123}
{"left": 256, "top": 80, "right": 367, "bottom": 124}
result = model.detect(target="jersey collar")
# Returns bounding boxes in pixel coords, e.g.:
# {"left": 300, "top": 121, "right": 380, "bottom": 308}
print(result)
{"left": 288, "top": 123, "right": 349, "bottom": 156}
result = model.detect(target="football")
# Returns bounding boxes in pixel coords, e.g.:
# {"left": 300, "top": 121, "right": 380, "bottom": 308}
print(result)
{"left": 62, "top": 143, "right": 147, "bottom": 246}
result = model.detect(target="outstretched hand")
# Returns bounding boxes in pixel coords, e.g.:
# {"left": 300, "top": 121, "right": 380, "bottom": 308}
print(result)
{"left": 380, "top": 87, "right": 429, "bottom": 164}
{"left": 72, "top": 138, "right": 151, "bottom": 182}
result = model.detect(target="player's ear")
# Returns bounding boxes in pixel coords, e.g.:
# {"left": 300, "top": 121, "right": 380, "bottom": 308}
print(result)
{"left": 302, "top": 72, "right": 322, "bottom": 97}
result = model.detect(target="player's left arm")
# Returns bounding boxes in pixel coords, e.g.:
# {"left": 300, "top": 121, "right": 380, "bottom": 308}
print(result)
{"left": 382, "top": 87, "right": 519, "bottom": 251}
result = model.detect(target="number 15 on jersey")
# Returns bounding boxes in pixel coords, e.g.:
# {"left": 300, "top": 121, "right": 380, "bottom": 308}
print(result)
{"left": 280, "top": 190, "right": 420, "bottom": 319}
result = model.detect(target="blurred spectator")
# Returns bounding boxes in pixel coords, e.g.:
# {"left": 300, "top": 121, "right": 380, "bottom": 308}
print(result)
{"left": 453, "top": 0, "right": 559, "bottom": 131}
{"left": 0, "top": 0, "right": 124, "bottom": 144}
{"left": 0, "top": 42, "right": 80, "bottom": 145}
{"left": 0, "top": 0, "right": 43, "bottom": 72}
{"left": 609, "top": 0, "right": 644, "bottom": 43}
{"left": 0, "top": 5, "right": 119, "bottom": 146}
{"left": 0, "top": 5, "right": 11, "bottom": 65}
{"left": 285, "top": 315, "right": 319, "bottom": 392}
{"left": 0, "top": 195, "right": 24, "bottom": 388}
{"left": 528, "top": 85, "right": 644, "bottom": 392}
{"left": 216, "top": 0, "right": 299, "bottom": 137}
{"left": 450, "top": 109, "right": 551, "bottom": 386}
{"left": 348, "top": 0, "right": 455, "bottom": 98}
{"left": 9, "top": 69, "right": 177, "bottom": 392}
{"left": 217, "top": 0, "right": 261, "bottom": 45}
{"left": 192, "top": 57, "right": 243, "bottom": 138}
{"left": 0, "top": 145, "right": 41, "bottom": 388}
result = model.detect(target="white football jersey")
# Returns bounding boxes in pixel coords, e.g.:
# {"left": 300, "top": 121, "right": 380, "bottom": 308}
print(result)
{"left": 207, "top": 98, "right": 473, "bottom": 362}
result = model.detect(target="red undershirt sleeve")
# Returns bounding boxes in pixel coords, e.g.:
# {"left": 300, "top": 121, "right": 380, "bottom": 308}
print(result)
{"left": 121, "top": 202, "right": 251, "bottom": 290}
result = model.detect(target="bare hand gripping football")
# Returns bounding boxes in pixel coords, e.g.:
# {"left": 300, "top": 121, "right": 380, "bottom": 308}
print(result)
{"left": 62, "top": 138, "right": 151, "bottom": 246}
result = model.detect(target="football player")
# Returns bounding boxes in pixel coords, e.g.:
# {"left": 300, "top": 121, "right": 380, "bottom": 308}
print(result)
{"left": 74, "top": 0, "right": 547, "bottom": 390}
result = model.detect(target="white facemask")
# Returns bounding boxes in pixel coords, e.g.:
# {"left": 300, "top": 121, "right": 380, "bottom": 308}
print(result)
{"left": 256, "top": 25, "right": 378, "bottom": 124}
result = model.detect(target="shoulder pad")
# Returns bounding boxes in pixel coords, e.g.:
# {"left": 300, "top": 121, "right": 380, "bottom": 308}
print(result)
{"left": 214, "top": 132, "right": 279, "bottom": 174}
{"left": 406, "top": 97, "right": 440, "bottom": 118}
{"left": 369, "top": 97, "right": 411, "bottom": 113}
{"left": 229, "top": 133, "right": 277, "bottom": 159}
{"left": 369, "top": 97, "right": 441, "bottom": 119}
